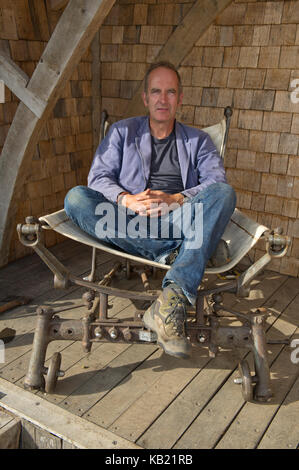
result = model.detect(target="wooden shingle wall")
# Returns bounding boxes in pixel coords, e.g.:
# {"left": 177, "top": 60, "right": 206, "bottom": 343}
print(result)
{"left": 0, "top": 0, "right": 298, "bottom": 279}
{"left": 100, "top": 0, "right": 299, "bottom": 277}
{"left": 202, "top": 0, "right": 299, "bottom": 277}
{"left": 0, "top": 0, "right": 94, "bottom": 262}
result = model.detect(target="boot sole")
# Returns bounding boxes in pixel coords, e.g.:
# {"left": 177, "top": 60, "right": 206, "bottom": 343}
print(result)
{"left": 157, "top": 341, "right": 191, "bottom": 359}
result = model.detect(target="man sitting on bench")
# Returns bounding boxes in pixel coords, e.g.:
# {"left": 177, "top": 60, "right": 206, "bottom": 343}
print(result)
{"left": 64, "top": 61, "right": 236, "bottom": 359}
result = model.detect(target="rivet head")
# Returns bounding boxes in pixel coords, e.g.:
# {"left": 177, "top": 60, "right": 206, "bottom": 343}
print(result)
{"left": 109, "top": 327, "right": 118, "bottom": 339}
{"left": 94, "top": 327, "right": 103, "bottom": 338}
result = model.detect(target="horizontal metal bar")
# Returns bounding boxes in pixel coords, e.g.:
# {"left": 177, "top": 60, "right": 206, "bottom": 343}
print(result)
{"left": 70, "top": 274, "right": 160, "bottom": 301}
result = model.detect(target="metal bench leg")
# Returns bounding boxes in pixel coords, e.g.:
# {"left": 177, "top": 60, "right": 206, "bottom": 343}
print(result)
{"left": 251, "top": 311, "right": 272, "bottom": 402}
{"left": 85, "top": 247, "right": 97, "bottom": 282}
{"left": 24, "top": 306, "right": 54, "bottom": 391}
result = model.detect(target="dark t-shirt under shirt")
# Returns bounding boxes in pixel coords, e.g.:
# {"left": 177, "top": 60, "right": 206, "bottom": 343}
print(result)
{"left": 147, "top": 129, "right": 184, "bottom": 194}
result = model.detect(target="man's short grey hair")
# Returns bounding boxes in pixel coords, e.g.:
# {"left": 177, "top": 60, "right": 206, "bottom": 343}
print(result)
{"left": 143, "top": 61, "right": 182, "bottom": 95}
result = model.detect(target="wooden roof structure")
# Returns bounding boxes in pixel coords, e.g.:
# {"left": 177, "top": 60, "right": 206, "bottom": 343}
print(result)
{"left": 0, "top": 0, "right": 233, "bottom": 267}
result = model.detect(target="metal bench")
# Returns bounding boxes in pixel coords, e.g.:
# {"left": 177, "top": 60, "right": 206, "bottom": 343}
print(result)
{"left": 17, "top": 107, "right": 290, "bottom": 402}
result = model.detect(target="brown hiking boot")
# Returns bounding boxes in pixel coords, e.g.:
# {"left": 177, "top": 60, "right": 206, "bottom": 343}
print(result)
{"left": 143, "top": 284, "right": 191, "bottom": 359}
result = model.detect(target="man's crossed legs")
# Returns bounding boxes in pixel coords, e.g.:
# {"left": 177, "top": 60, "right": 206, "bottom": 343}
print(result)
{"left": 65, "top": 183, "right": 236, "bottom": 358}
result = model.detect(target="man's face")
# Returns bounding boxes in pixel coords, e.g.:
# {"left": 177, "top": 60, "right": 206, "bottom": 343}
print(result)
{"left": 142, "top": 67, "right": 183, "bottom": 125}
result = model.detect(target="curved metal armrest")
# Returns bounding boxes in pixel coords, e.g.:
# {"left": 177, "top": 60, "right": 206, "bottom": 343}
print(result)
{"left": 263, "top": 230, "right": 291, "bottom": 258}
{"left": 236, "top": 229, "right": 291, "bottom": 298}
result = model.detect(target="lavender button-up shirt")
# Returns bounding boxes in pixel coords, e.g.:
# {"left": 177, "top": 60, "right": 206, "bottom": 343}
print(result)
{"left": 88, "top": 116, "right": 227, "bottom": 203}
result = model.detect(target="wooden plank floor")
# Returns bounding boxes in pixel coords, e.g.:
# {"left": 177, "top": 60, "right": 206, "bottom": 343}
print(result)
{"left": 0, "top": 239, "right": 298, "bottom": 449}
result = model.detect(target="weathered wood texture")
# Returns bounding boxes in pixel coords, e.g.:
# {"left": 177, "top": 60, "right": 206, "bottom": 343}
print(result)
{"left": 0, "top": 239, "right": 298, "bottom": 448}
{"left": 0, "top": 409, "right": 21, "bottom": 449}
{"left": 0, "top": 52, "right": 46, "bottom": 117}
{"left": 0, "top": 378, "right": 140, "bottom": 449}
{"left": 125, "top": 0, "right": 234, "bottom": 117}
{"left": 91, "top": 32, "right": 101, "bottom": 153}
{"left": 0, "top": 0, "right": 116, "bottom": 268}
{"left": 49, "top": 0, "right": 70, "bottom": 11}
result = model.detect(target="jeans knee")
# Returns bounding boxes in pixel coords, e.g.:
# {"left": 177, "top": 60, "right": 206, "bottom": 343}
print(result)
{"left": 226, "top": 185, "right": 236, "bottom": 209}
{"left": 196, "top": 182, "right": 236, "bottom": 208}
{"left": 64, "top": 185, "right": 86, "bottom": 214}
{"left": 216, "top": 183, "right": 236, "bottom": 209}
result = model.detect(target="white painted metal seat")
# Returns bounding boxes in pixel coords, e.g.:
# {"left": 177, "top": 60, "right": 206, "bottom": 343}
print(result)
{"left": 39, "top": 207, "right": 268, "bottom": 276}
{"left": 39, "top": 107, "right": 271, "bottom": 277}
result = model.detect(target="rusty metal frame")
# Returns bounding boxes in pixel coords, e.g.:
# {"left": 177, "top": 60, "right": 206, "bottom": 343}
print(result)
{"left": 16, "top": 105, "right": 291, "bottom": 403}
{"left": 17, "top": 217, "right": 291, "bottom": 403}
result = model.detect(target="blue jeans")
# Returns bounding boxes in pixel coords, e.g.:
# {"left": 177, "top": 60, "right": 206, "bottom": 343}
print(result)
{"left": 64, "top": 183, "right": 236, "bottom": 305}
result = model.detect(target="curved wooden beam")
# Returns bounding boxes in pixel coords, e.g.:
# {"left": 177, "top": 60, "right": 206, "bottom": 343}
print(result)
{"left": 0, "top": 53, "right": 46, "bottom": 117}
{"left": 125, "top": 0, "right": 234, "bottom": 118}
{"left": 0, "top": 0, "right": 115, "bottom": 267}
{"left": 49, "top": 0, "right": 69, "bottom": 11}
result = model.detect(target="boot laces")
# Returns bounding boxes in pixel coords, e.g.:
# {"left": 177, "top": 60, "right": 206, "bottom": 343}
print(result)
{"left": 165, "top": 294, "right": 187, "bottom": 336}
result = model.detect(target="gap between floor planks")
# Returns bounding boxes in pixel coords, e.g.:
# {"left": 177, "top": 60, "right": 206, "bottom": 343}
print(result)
{"left": 170, "top": 279, "right": 299, "bottom": 450}
{"left": 31, "top": 271, "right": 298, "bottom": 448}
{"left": 1, "top": 241, "right": 298, "bottom": 450}
{"left": 100, "top": 274, "right": 297, "bottom": 449}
